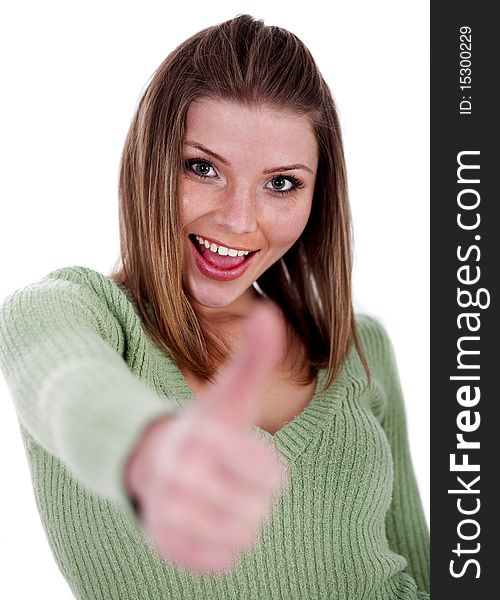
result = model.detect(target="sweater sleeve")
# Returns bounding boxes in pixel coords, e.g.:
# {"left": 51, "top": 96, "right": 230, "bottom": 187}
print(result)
{"left": 0, "top": 274, "right": 180, "bottom": 525}
{"left": 367, "top": 317, "right": 430, "bottom": 596}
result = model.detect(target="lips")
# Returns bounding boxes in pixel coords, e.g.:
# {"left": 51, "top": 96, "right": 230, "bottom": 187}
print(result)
{"left": 188, "top": 234, "right": 259, "bottom": 282}
{"left": 197, "top": 241, "right": 247, "bottom": 269}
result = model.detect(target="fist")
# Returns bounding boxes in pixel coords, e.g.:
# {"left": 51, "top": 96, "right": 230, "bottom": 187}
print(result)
{"left": 125, "top": 301, "right": 290, "bottom": 575}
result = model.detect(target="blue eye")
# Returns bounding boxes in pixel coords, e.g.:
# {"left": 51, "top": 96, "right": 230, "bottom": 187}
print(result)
{"left": 267, "top": 175, "right": 304, "bottom": 196}
{"left": 184, "top": 156, "right": 305, "bottom": 196}
{"left": 185, "top": 158, "right": 217, "bottom": 179}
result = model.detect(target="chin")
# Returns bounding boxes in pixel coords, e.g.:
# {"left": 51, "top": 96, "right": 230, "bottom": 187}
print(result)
{"left": 185, "top": 280, "right": 243, "bottom": 309}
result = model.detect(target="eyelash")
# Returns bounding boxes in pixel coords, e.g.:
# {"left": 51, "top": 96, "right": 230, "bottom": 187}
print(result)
{"left": 184, "top": 157, "right": 305, "bottom": 196}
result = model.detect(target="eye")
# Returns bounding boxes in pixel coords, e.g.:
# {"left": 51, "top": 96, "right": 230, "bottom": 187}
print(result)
{"left": 267, "top": 175, "right": 304, "bottom": 196}
{"left": 184, "top": 157, "right": 305, "bottom": 197}
{"left": 184, "top": 158, "right": 218, "bottom": 180}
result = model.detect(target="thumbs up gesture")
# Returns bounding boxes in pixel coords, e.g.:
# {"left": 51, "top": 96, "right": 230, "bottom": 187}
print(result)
{"left": 124, "top": 301, "right": 291, "bottom": 575}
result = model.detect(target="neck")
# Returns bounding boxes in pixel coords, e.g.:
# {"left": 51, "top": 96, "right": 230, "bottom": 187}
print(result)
{"left": 187, "top": 285, "right": 263, "bottom": 327}
{"left": 187, "top": 286, "right": 276, "bottom": 361}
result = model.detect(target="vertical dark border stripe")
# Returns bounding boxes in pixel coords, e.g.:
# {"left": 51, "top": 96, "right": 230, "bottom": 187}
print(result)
{"left": 431, "top": 2, "right": 499, "bottom": 595}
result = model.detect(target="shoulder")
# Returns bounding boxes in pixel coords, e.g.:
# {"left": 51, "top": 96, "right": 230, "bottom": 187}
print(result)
{"left": 0, "top": 265, "right": 137, "bottom": 335}
{"left": 350, "top": 313, "right": 406, "bottom": 425}
{"left": 351, "top": 312, "right": 399, "bottom": 389}
{"left": 354, "top": 312, "right": 395, "bottom": 363}
{"left": 44, "top": 265, "right": 128, "bottom": 303}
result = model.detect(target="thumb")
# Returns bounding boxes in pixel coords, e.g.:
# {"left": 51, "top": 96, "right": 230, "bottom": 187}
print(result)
{"left": 198, "top": 299, "right": 285, "bottom": 430}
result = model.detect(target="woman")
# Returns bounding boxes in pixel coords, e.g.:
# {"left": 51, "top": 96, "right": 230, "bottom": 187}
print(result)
{"left": 0, "top": 14, "right": 430, "bottom": 599}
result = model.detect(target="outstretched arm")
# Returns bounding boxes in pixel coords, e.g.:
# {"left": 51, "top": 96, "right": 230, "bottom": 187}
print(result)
{"left": 0, "top": 271, "right": 180, "bottom": 525}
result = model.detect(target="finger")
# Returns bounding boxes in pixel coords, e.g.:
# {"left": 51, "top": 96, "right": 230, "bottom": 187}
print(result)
{"left": 157, "top": 526, "right": 234, "bottom": 574}
{"left": 186, "top": 418, "right": 288, "bottom": 494}
{"left": 164, "top": 443, "right": 273, "bottom": 523}
{"left": 164, "top": 493, "right": 254, "bottom": 549}
{"left": 168, "top": 536, "right": 236, "bottom": 576}
{"left": 198, "top": 300, "right": 285, "bottom": 430}
{"left": 177, "top": 452, "right": 274, "bottom": 523}
{"left": 215, "top": 440, "right": 288, "bottom": 493}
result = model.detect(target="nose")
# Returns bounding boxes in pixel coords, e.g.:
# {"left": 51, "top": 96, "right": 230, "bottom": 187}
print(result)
{"left": 213, "top": 189, "right": 258, "bottom": 234}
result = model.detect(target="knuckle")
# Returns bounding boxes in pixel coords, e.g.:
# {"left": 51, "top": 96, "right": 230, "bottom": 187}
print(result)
{"left": 234, "top": 527, "right": 255, "bottom": 548}
{"left": 163, "top": 499, "right": 189, "bottom": 530}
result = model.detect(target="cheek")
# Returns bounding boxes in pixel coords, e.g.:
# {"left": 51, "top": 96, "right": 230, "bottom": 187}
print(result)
{"left": 264, "top": 200, "right": 313, "bottom": 248}
{"left": 178, "top": 183, "right": 208, "bottom": 227}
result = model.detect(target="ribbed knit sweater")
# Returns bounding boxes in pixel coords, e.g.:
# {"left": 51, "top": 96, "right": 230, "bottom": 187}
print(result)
{"left": 0, "top": 265, "right": 430, "bottom": 599}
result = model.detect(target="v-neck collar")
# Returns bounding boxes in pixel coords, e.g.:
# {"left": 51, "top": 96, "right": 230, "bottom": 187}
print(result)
{"left": 164, "top": 349, "right": 353, "bottom": 463}
{"left": 116, "top": 280, "right": 353, "bottom": 462}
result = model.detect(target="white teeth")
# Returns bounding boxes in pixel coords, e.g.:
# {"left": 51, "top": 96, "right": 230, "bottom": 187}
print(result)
{"left": 195, "top": 235, "right": 251, "bottom": 256}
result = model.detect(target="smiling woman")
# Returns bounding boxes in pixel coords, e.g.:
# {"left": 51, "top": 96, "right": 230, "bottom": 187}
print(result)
{"left": 109, "top": 15, "right": 362, "bottom": 391}
{"left": 179, "top": 98, "right": 318, "bottom": 315}
{"left": 0, "top": 12, "right": 430, "bottom": 600}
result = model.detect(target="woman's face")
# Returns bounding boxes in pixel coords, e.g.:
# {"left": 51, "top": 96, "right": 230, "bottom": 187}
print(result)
{"left": 179, "top": 97, "right": 319, "bottom": 316}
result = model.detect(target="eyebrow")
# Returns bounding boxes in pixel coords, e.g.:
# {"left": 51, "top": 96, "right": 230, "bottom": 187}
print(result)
{"left": 183, "top": 140, "right": 314, "bottom": 175}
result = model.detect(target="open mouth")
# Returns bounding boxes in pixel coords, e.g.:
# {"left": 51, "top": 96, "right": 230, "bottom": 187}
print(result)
{"left": 188, "top": 234, "right": 257, "bottom": 265}
{"left": 188, "top": 233, "right": 260, "bottom": 281}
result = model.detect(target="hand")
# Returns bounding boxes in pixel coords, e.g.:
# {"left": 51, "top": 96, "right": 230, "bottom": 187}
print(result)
{"left": 125, "top": 300, "right": 290, "bottom": 575}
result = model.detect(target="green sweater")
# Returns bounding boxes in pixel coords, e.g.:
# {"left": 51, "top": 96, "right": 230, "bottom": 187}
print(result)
{"left": 0, "top": 265, "right": 430, "bottom": 599}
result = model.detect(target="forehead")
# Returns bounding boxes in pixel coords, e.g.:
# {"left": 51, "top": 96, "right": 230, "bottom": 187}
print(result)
{"left": 183, "top": 97, "right": 318, "bottom": 170}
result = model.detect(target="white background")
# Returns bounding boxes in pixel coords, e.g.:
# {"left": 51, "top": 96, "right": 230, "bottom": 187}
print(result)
{"left": 0, "top": 1, "right": 429, "bottom": 596}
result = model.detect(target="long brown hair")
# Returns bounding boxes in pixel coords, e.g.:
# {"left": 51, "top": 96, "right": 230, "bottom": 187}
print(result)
{"left": 109, "top": 13, "right": 371, "bottom": 393}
